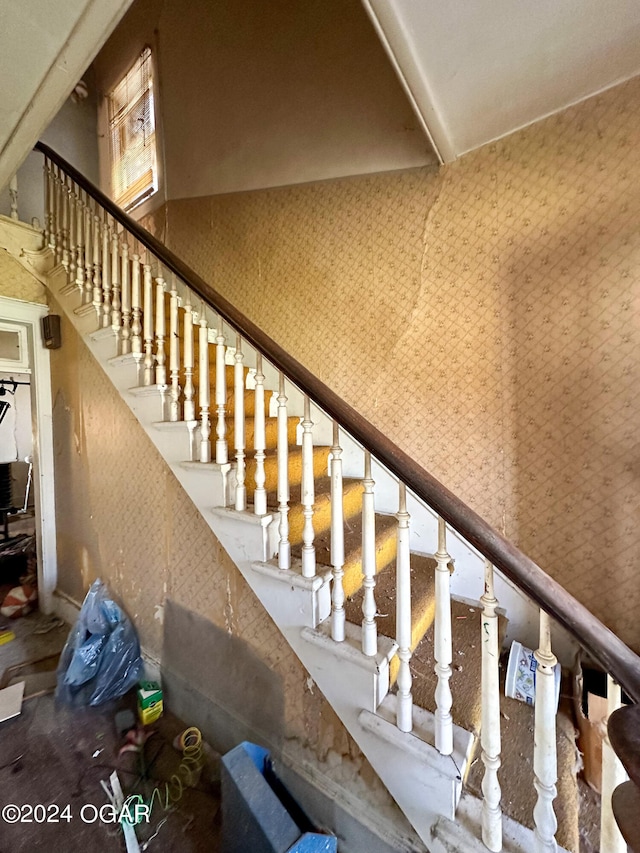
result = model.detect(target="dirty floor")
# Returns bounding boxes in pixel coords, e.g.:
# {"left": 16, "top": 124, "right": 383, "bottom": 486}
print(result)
{"left": 0, "top": 610, "right": 221, "bottom": 853}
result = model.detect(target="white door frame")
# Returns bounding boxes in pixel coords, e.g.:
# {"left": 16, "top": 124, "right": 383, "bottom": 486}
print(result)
{"left": 0, "top": 295, "right": 56, "bottom": 612}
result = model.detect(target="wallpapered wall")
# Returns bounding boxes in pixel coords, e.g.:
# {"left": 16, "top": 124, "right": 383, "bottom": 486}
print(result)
{"left": 142, "top": 78, "right": 640, "bottom": 651}
{"left": 50, "top": 306, "right": 391, "bottom": 804}
{"left": 0, "top": 250, "right": 46, "bottom": 303}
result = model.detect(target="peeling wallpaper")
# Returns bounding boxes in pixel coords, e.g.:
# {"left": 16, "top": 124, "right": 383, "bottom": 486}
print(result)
{"left": 142, "top": 78, "right": 640, "bottom": 650}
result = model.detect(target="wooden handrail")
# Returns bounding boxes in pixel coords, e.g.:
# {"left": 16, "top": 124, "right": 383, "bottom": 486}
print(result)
{"left": 36, "top": 140, "right": 640, "bottom": 703}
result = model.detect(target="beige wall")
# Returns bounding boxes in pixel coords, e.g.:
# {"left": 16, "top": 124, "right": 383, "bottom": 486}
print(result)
{"left": 93, "top": 0, "right": 433, "bottom": 201}
{"left": 50, "top": 306, "right": 390, "bottom": 790}
{"left": 139, "top": 78, "right": 640, "bottom": 652}
{"left": 0, "top": 249, "right": 46, "bottom": 303}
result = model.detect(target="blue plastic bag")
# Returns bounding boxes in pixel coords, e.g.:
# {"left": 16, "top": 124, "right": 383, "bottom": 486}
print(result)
{"left": 56, "top": 579, "right": 143, "bottom": 707}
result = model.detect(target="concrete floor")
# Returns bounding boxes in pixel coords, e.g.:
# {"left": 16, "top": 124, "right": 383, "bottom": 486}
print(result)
{"left": 0, "top": 610, "right": 221, "bottom": 852}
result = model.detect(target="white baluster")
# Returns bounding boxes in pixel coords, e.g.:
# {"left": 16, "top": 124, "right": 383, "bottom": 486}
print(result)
{"left": 143, "top": 257, "right": 154, "bottom": 386}
{"left": 67, "top": 186, "right": 77, "bottom": 283}
{"left": 183, "top": 293, "right": 197, "bottom": 460}
{"left": 74, "top": 186, "right": 84, "bottom": 292}
{"left": 101, "top": 215, "right": 111, "bottom": 329}
{"left": 110, "top": 228, "right": 121, "bottom": 341}
{"left": 396, "top": 482, "right": 413, "bottom": 731}
{"left": 434, "top": 517, "right": 453, "bottom": 755}
{"left": 53, "top": 166, "right": 62, "bottom": 261}
{"left": 330, "top": 421, "right": 345, "bottom": 642}
{"left": 600, "top": 676, "right": 627, "bottom": 853}
{"left": 198, "top": 309, "right": 211, "bottom": 463}
{"left": 277, "top": 373, "right": 290, "bottom": 569}
{"left": 9, "top": 175, "right": 18, "bottom": 221}
{"left": 233, "top": 334, "right": 246, "bottom": 509}
{"left": 155, "top": 275, "right": 167, "bottom": 387}
{"left": 253, "top": 354, "right": 267, "bottom": 515}
{"left": 91, "top": 211, "right": 102, "bottom": 325}
{"left": 60, "top": 175, "right": 70, "bottom": 272}
{"left": 43, "top": 160, "right": 52, "bottom": 248}
{"left": 169, "top": 278, "right": 181, "bottom": 422}
{"left": 83, "top": 197, "right": 93, "bottom": 303}
{"left": 215, "top": 320, "right": 228, "bottom": 464}
{"left": 121, "top": 239, "right": 131, "bottom": 354}
{"left": 361, "top": 450, "right": 377, "bottom": 656}
{"left": 481, "top": 559, "right": 502, "bottom": 852}
{"left": 130, "top": 249, "right": 143, "bottom": 372}
{"left": 300, "top": 395, "right": 315, "bottom": 577}
{"left": 533, "top": 610, "right": 558, "bottom": 852}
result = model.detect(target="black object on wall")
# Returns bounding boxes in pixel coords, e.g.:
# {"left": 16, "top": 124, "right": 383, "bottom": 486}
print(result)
{"left": 41, "top": 314, "right": 61, "bottom": 349}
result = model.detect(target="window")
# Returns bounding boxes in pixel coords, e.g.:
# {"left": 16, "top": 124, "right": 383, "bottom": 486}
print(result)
{"left": 107, "top": 47, "right": 158, "bottom": 211}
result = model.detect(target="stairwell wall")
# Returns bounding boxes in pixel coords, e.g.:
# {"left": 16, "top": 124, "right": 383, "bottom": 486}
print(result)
{"left": 49, "top": 305, "right": 392, "bottom": 801}
{"left": 138, "top": 78, "right": 640, "bottom": 652}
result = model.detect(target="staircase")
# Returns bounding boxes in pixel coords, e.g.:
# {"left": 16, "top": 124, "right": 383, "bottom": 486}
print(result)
{"left": 3, "top": 142, "right": 640, "bottom": 852}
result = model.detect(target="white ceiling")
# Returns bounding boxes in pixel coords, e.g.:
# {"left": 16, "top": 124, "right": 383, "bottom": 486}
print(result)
{"left": 362, "top": 0, "right": 640, "bottom": 162}
{"left": 0, "top": 0, "right": 639, "bottom": 189}
{"left": 0, "top": 0, "right": 133, "bottom": 192}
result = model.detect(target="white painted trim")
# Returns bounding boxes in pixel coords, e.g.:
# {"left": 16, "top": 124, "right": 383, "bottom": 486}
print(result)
{"left": 0, "top": 0, "right": 135, "bottom": 191}
{"left": 0, "top": 295, "right": 57, "bottom": 613}
{"left": 360, "top": 0, "right": 455, "bottom": 164}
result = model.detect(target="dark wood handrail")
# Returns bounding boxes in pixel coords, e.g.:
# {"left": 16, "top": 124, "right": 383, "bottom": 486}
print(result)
{"left": 36, "top": 140, "right": 640, "bottom": 703}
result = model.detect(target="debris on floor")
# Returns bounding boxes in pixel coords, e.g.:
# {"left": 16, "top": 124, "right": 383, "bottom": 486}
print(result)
{"left": 0, "top": 680, "right": 24, "bottom": 722}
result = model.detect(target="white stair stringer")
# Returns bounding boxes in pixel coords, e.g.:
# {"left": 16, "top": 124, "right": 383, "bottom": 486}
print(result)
{"left": 44, "top": 261, "right": 544, "bottom": 853}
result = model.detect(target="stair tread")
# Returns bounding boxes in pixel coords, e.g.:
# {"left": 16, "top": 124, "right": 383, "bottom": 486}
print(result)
{"left": 608, "top": 704, "right": 640, "bottom": 787}
{"left": 612, "top": 780, "right": 640, "bottom": 852}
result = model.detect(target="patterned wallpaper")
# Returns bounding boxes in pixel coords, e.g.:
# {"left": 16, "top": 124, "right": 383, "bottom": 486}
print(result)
{"left": 50, "top": 306, "right": 380, "bottom": 782}
{"left": 142, "top": 78, "right": 640, "bottom": 651}
{"left": 0, "top": 249, "right": 46, "bottom": 303}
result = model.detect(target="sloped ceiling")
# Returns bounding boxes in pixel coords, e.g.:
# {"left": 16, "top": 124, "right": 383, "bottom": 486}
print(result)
{"left": 0, "top": 0, "right": 639, "bottom": 189}
{"left": 362, "top": 0, "right": 640, "bottom": 162}
{"left": 0, "top": 0, "right": 133, "bottom": 192}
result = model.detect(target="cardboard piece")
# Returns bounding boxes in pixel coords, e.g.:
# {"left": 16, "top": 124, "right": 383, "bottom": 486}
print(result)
{"left": 0, "top": 681, "right": 25, "bottom": 722}
{"left": 574, "top": 666, "right": 608, "bottom": 793}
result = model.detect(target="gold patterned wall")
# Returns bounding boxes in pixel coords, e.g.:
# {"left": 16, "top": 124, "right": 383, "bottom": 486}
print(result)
{"left": 143, "top": 78, "right": 640, "bottom": 651}
{"left": 0, "top": 249, "right": 46, "bottom": 303}
{"left": 50, "top": 305, "right": 380, "bottom": 781}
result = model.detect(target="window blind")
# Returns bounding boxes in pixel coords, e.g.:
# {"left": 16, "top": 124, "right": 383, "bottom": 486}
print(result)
{"left": 108, "top": 47, "right": 157, "bottom": 211}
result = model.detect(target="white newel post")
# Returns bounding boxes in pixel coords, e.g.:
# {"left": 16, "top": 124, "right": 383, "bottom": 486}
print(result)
{"left": 9, "top": 174, "right": 18, "bottom": 221}
{"left": 130, "top": 251, "right": 143, "bottom": 369}
{"left": 481, "top": 559, "right": 502, "bottom": 851}
{"left": 533, "top": 610, "right": 558, "bottom": 853}
{"left": 396, "top": 482, "right": 413, "bottom": 732}
{"left": 215, "top": 321, "right": 228, "bottom": 464}
{"left": 361, "top": 450, "right": 377, "bottom": 657}
{"left": 91, "top": 211, "right": 102, "bottom": 325}
{"left": 276, "top": 373, "right": 290, "bottom": 569}
{"left": 300, "top": 395, "right": 316, "bottom": 577}
{"left": 100, "top": 215, "right": 111, "bottom": 329}
{"left": 434, "top": 517, "right": 453, "bottom": 755}
{"left": 120, "top": 239, "right": 131, "bottom": 354}
{"left": 143, "top": 258, "right": 154, "bottom": 386}
{"left": 154, "top": 276, "right": 167, "bottom": 387}
{"left": 233, "top": 334, "right": 246, "bottom": 509}
{"left": 253, "top": 354, "right": 267, "bottom": 515}
{"left": 198, "top": 310, "right": 211, "bottom": 463}
{"left": 169, "top": 279, "right": 181, "bottom": 422}
{"left": 183, "top": 294, "right": 197, "bottom": 460}
{"left": 330, "top": 421, "right": 345, "bottom": 642}
{"left": 600, "top": 676, "right": 627, "bottom": 853}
